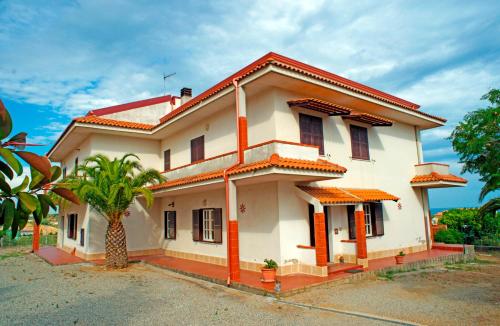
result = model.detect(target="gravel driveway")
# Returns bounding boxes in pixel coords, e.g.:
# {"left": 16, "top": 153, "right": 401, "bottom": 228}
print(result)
{"left": 0, "top": 249, "right": 388, "bottom": 326}
{"left": 287, "top": 253, "right": 500, "bottom": 325}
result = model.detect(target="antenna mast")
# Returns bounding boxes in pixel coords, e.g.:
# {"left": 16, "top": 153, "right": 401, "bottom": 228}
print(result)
{"left": 163, "top": 72, "right": 176, "bottom": 95}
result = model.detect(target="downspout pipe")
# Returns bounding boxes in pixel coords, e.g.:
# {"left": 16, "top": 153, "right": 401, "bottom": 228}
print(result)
{"left": 224, "top": 78, "right": 243, "bottom": 286}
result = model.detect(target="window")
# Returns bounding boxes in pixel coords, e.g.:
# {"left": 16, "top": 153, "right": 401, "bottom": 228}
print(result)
{"left": 62, "top": 167, "right": 67, "bottom": 179}
{"left": 67, "top": 214, "right": 77, "bottom": 240}
{"left": 190, "top": 136, "right": 205, "bottom": 163}
{"left": 363, "top": 203, "right": 372, "bottom": 236}
{"left": 350, "top": 125, "right": 369, "bottom": 160}
{"left": 80, "top": 229, "right": 85, "bottom": 246}
{"left": 192, "top": 208, "right": 222, "bottom": 243}
{"left": 299, "top": 114, "right": 324, "bottom": 155}
{"left": 203, "top": 209, "right": 214, "bottom": 241}
{"left": 347, "top": 203, "right": 384, "bottom": 239}
{"left": 163, "top": 149, "right": 171, "bottom": 171}
{"left": 164, "top": 211, "right": 176, "bottom": 239}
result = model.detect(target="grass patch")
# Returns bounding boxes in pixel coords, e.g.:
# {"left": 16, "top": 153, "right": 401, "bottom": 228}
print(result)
{"left": 0, "top": 252, "right": 24, "bottom": 261}
{"left": 444, "top": 258, "right": 493, "bottom": 271}
{"left": 377, "top": 268, "right": 417, "bottom": 280}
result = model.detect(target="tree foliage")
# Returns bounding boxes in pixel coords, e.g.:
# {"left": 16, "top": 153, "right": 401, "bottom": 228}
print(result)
{"left": 449, "top": 89, "right": 500, "bottom": 202}
{"left": 439, "top": 208, "right": 499, "bottom": 244}
{"left": 0, "top": 100, "right": 79, "bottom": 239}
{"left": 65, "top": 153, "right": 165, "bottom": 223}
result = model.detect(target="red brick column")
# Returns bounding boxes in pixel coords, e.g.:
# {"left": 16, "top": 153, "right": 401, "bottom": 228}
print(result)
{"left": 314, "top": 212, "right": 328, "bottom": 267}
{"left": 355, "top": 210, "right": 367, "bottom": 259}
{"left": 32, "top": 223, "right": 40, "bottom": 252}
{"left": 238, "top": 116, "right": 248, "bottom": 162}
{"left": 228, "top": 220, "right": 240, "bottom": 281}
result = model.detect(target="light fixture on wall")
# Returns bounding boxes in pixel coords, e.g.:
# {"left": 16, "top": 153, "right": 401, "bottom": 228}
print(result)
{"left": 202, "top": 199, "right": 207, "bottom": 206}
{"left": 397, "top": 201, "right": 402, "bottom": 210}
{"left": 205, "top": 123, "right": 210, "bottom": 131}
{"left": 168, "top": 201, "right": 175, "bottom": 208}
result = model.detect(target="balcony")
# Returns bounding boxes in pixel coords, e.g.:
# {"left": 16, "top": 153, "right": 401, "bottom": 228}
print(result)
{"left": 411, "top": 163, "right": 467, "bottom": 188}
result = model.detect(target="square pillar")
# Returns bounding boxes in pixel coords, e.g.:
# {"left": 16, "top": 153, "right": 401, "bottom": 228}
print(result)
{"left": 227, "top": 180, "right": 240, "bottom": 281}
{"left": 314, "top": 212, "right": 328, "bottom": 267}
{"left": 32, "top": 223, "right": 40, "bottom": 252}
{"left": 355, "top": 204, "right": 368, "bottom": 267}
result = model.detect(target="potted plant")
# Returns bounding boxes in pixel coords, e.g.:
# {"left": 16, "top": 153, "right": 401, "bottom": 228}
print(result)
{"left": 395, "top": 251, "right": 406, "bottom": 264}
{"left": 261, "top": 258, "right": 278, "bottom": 283}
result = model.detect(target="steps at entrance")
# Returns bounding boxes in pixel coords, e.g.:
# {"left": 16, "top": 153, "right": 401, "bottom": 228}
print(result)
{"left": 327, "top": 263, "right": 364, "bottom": 275}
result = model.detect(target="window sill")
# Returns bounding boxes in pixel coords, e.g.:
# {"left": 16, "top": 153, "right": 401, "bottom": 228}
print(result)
{"left": 341, "top": 239, "right": 356, "bottom": 243}
{"left": 342, "top": 236, "right": 383, "bottom": 243}
{"left": 350, "top": 157, "right": 372, "bottom": 162}
{"left": 297, "top": 244, "right": 315, "bottom": 249}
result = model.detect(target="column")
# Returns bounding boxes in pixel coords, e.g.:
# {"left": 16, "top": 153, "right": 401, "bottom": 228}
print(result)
{"left": 237, "top": 85, "right": 248, "bottom": 163}
{"left": 227, "top": 180, "right": 240, "bottom": 281}
{"left": 355, "top": 203, "right": 368, "bottom": 267}
{"left": 314, "top": 206, "right": 328, "bottom": 267}
{"left": 422, "top": 188, "right": 432, "bottom": 251}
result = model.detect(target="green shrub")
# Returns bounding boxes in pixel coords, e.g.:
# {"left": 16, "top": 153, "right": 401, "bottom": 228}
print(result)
{"left": 434, "top": 229, "right": 464, "bottom": 244}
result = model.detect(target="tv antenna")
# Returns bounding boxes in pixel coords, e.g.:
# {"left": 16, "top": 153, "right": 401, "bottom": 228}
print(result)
{"left": 163, "top": 72, "right": 176, "bottom": 95}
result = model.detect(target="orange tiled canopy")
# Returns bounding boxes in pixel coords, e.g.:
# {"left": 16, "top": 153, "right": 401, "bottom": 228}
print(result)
{"left": 151, "top": 154, "right": 347, "bottom": 191}
{"left": 298, "top": 186, "right": 399, "bottom": 204}
{"left": 342, "top": 113, "right": 393, "bottom": 126}
{"left": 411, "top": 172, "right": 467, "bottom": 184}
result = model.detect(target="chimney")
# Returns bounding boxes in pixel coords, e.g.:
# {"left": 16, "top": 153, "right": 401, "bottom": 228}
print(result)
{"left": 180, "top": 87, "right": 192, "bottom": 105}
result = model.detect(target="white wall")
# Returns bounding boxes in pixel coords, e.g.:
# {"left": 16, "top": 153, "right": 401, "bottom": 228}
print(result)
{"left": 102, "top": 101, "right": 176, "bottom": 125}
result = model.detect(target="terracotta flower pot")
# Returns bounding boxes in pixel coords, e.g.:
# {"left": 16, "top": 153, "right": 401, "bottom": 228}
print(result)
{"left": 261, "top": 268, "right": 277, "bottom": 283}
{"left": 395, "top": 255, "right": 405, "bottom": 264}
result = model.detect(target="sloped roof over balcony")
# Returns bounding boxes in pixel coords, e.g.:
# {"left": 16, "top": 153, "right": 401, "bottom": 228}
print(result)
{"left": 342, "top": 113, "right": 393, "bottom": 126}
{"left": 287, "top": 98, "right": 351, "bottom": 116}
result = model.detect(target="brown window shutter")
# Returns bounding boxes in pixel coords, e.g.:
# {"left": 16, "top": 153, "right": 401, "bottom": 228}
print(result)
{"left": 163, "top": 149, "right": 171, "bottom": 171}
{"left": 300, "top": 114, "right": 324, "bottom": 155}
{"left": 80, "top": 228, "right": 84, "bottom": 246}
{"left": 347, "top": 205, "right": 356, "bottom": 239}
{"left": 192, "top": 210, "right": 201, "bottom": 241}
{"left": 165, "top": 211, "right": 176, "bottom": 239}
{"left": 359, "top": 127, "right": 369, "bottom": 160}
{"left": 190, "top": 136, "right": 205, "bottom": 163}
{"left": 213, "top": 208, "right": 223, "bottom": 243}
{"left": 74, "top": 215, "right": 78, "bottom": 240}
{"left": 372, "top": 203, "right": 384, "bottom": 236}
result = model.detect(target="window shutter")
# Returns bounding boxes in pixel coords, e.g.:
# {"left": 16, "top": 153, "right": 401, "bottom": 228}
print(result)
{"left": 164, "top": 149, "right": 171, "bottom": 171}
{"left": 213, "top": 208, "right": 223, "bottom": 243}
{"left": 372, "top": 203, "right": 384, "bottom": 236}
{"left": 359, "top": 127, "right": 369, "bottom": 160}
{"left": 74, "top": 215, "right": 78, "bottom": 240}
{"left": 191, "top": 136, "right": 205, "bottom": 163}
{"left": 347, "top": 205, "right": 356, "bottom": 239}
{"left": 67, "top": 215, "right": 72, "bottom": 239}
{"left": 350, "top": 126, "right": 360, "bottom": 158}
{"left": 170, "top": 212, "right": 176, "bottom": 239}
{"left": 300, "top": 114, "right": 324, "bottom": 155}
{"left": 192, "top": 210, "right": 201, "bottom": 241}
{"left": 80, "top": 228, "right": 84, "bottom": 246}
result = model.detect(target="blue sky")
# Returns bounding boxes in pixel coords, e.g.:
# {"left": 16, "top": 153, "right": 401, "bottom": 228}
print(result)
{"left": 0, "top": 0, "right": 499, "bottom": 208}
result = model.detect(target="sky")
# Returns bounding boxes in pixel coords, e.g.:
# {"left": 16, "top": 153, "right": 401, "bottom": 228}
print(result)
{"left": 0, "top": 0, "right": 499, "bottom": 209}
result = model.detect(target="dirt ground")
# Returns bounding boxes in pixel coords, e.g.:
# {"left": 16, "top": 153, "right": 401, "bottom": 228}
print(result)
{"left": 1, "top": 248, "right": 499, "bottom": 325}
{"left": 288, "top": 252, "right": 500, "bottom": 325}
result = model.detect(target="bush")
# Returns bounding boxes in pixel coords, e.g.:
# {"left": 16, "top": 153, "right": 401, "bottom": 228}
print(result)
{"left": 434, "top": 229, "right": 464, "bottom": 244}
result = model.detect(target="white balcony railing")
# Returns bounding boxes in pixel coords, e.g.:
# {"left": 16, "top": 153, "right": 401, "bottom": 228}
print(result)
{"left": 414, "top": 162, "right": 450, "bottom": 175}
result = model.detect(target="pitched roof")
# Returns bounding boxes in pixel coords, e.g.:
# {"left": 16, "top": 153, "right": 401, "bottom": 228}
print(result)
{"left": 298, "top": 186, "right": 399, "bottom": 204}
{"left": 74, "top": 115, "right": 155, "bottom": 130}
{"left": 87, "top": 95, "right": 174, "bottom": 116}
{"left": 151, "top": 154, "right": 347, "bottom": 191}
{"left": 411, "top": 172, "right": 467, "bottom": 184}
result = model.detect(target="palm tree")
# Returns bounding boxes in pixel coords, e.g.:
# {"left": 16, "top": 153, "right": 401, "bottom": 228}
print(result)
{"left": 66, "top": 153, "right": 164, "bottom": 268}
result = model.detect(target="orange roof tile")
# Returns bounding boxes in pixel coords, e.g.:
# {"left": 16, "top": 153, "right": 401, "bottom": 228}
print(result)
{"left": 74, "top": 115, "right": 155, "bottom": 130}
{"left": 151, "top": 154, "right": 347, "bottom": 191}
{"left": 298, "top": 186, "right": 399, "bottom": 204}
{"left": 411, "top": 172, "right": 467, "bottom": 184}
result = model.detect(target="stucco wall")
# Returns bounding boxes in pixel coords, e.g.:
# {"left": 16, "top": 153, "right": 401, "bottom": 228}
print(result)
{"left": 102, "top": 102, "right": 174, "bottom": 125}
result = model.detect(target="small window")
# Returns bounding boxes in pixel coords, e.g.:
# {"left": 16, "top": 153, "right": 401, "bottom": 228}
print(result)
{"left": 350, "top": 125, "right": 369, "bottom": 160}
{"left": 190, "top": 136, "right": 205, "bottom": 163}
{"left": 67, "top": 214, "right": 77, "bottom": 240}
{"left": 363, "top": 203, "right": 372, "bottom": 236}
{"left": 164, "top": 211, "right": 176, "bottom": 239}
{"left": 192, "top": 208, "right": 222, "bottom": 243}
{"left": 163, "top": 149, "right": 171, "bottom": 171}
{"left": 80, "top": 229, "right": 85, "bottom": 246}
{"left": 62, "top": 167, "right": 67, "bottom": 179}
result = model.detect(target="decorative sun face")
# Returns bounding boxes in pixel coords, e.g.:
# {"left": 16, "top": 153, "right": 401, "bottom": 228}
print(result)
{"left": 239, "top": 203, "right": 246, "bottom": 213}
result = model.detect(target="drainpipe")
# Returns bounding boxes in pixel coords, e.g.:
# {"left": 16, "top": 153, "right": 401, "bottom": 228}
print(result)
{"left": 224, "top": 78, "right": 244, "bottom": 286}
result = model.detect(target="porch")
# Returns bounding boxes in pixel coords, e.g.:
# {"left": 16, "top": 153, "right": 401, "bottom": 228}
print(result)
{"left": 35, "top": 245, "right": 464, "bottom": 296}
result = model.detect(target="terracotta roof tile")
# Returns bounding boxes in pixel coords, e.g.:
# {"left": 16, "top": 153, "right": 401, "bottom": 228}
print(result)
{"left": 411, "top": 172, "right": 467, "bottom": 184}
{"left": 151, "top": 154, "right": 347, "bottom": 191}
{"left": 74, "top": 115, "right": 155, "bottom": 130}
{"left": 298, "top": 186, "right": 399, "bottom": 204}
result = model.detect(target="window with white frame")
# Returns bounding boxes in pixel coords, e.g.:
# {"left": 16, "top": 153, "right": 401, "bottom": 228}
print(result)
{"left": 363, "top": 203, "right": 373, "bottom": 236}
{"left": 202, "top": 209, "right": 215, "bottom": 242}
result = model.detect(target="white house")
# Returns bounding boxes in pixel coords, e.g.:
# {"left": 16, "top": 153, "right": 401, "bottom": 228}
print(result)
{"left": 48, "top": 52, "right": 466, "bottom": 280}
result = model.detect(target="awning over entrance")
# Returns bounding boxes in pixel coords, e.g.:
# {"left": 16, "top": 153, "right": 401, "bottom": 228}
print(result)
{"left": 297, "top": 186, "right": 399, "bottom": 204}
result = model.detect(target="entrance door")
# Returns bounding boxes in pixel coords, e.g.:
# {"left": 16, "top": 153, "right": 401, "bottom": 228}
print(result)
{"left": 324, "top": 206, "right": 331, "bottom": 262}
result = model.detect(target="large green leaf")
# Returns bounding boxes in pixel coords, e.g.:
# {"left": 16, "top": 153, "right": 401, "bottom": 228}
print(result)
{"left": 10, "top": 209, "right": 19, "bottom": 238}
{"left": 52, "top": 187, "right": 80, "bottom": 205}
{"left": 37, "top": 194, "right": 50, "bottom": 218}
{"left": 50, "top": 166, "right": 62, "bottom": 182}
{"left": 14, "top": 151, "right": 52, "bottom": 178}
{"left": 38, "top": 193, "right": 57, "bottom": 210}
{"left": 0, "top": 160, "right": 14, "bottom": 179}
{"left": 0, "top": 148, "right": 23, "bottom": 175}
{"left": 2, "top": 199, "right": 15, "bottom": 230}
{"left": 11, "top": 176, "right": 29, "bottom": 194}
{"left": 18, "top": 192, "right": 37, "bottom": 213}
{"left": 29, "top": 166, "right": 47, "bottom": 190}
{"left": 0, "top": 100, "right": 13, "bottom": 140}
{"left": 7, "top": 132, "right": 27, "bottom": 150}
{"left": 0, "top": 177, "right": 11, "bottom": 194}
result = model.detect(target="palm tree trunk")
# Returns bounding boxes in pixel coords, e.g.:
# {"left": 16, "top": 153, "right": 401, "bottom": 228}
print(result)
{"left": 105, "top": 218, "right": 128, "bottom": 268}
